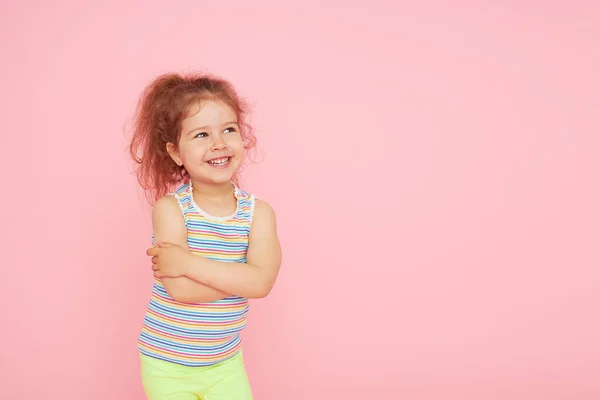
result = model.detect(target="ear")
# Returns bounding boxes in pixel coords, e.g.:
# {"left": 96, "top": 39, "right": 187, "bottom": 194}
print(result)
{"left": 166, "top": 142, "right": 183, "bottom": 166}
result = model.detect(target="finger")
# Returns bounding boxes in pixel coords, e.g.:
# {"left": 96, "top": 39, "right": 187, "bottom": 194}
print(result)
{"left": 151, "top": 256, "right": 158, "bottom": 264}
{"left": 151, "top": 265, "right": 159, "bottom": 271}
{"left": 146, "top": 248, "right": 158, "bottom": 256}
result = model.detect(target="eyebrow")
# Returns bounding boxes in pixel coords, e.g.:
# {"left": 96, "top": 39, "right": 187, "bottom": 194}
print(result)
{"left": 186, "top": 121, "right": 239, "bottom": 136}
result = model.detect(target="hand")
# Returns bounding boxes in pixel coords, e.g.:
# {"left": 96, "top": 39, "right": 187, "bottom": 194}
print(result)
{"left": 146, "top": 242, "right": 191, "bottom": 278}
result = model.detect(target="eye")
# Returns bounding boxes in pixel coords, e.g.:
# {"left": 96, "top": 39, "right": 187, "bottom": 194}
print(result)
{"left": 195, "top": 132, "right": 208, "bottom": 138}
{"left": 223, "top": 127, "right": 236, "bottom": 134}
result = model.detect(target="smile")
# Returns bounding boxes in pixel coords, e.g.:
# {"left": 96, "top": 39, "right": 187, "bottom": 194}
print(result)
{"left": 207, "top": 157, "right": 231, "bottom": 168}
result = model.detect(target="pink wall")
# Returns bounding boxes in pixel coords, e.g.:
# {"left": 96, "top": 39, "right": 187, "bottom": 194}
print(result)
{"left": 1, "top": 1, "right": 599, "bottom": 399}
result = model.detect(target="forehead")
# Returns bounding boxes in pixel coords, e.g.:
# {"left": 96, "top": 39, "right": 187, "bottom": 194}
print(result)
{"left": 182, "top": 100, "right": 237, "bottom": 128}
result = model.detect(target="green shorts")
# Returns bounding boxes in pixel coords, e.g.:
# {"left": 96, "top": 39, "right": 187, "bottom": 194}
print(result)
{"left": 139, "top": 351, "right": 253, "bottom": 400}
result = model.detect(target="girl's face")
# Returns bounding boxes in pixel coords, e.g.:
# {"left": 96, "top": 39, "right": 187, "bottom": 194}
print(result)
{"left": 168, "top": 100, "right": 244, "bottom": 185}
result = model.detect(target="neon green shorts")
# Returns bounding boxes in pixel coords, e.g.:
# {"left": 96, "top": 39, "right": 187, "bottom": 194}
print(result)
{"left": 139, "top": 351, "right": 253, "bottom": 400}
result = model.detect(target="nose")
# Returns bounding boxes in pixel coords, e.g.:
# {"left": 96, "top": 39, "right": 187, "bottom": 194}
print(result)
{"left": 211, "top": 134, "right": 227, "bottom": 151}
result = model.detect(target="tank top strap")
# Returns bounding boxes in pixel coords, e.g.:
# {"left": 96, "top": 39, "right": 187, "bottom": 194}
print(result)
{"left": 232, "top": 184, "right": 257, "bottom": 225}
{"left": 167, "top": 182, "right": 194, "bottom": 226}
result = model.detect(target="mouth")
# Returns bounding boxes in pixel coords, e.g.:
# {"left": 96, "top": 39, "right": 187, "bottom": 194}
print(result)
{"left": 206, "top": 156, "right": 232, "bottom": 168}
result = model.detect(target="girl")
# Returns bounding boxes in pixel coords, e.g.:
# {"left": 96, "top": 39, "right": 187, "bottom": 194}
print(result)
{"left": 129, "top": 72, "right": 282, "bottom": 400}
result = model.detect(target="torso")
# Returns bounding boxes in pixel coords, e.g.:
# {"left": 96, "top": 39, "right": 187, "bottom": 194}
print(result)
{"left": 137, "top": 181, "right": 256, "bottom": 367}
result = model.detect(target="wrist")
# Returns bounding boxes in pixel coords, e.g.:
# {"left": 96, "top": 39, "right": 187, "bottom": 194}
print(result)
{"left": 183, "top": 251, "right": 206, "bottom": 279}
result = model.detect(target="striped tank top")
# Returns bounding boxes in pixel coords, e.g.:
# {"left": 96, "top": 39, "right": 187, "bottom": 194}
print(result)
{"left": 137, "top": 181, "right": 255, "bottom": 366}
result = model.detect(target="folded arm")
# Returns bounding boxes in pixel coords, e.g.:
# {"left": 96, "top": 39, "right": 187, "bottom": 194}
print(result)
{"left": 182, "top": 199, "right": 282, "bottom": 299}
{"left": 151, "top": 195, "right": 231, "bottom": 303}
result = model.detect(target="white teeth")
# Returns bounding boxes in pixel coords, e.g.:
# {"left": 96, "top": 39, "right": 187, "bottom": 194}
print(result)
{"left": 208, "top": 157, "right": 229, "bottom": 165}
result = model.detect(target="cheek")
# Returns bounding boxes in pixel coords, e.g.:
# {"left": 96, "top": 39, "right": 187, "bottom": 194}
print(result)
{"left": 180, "top": 145, "right": 207, "bottom": 164}
{"left": 227, "top": 135, "right": 245, "bottom": 154}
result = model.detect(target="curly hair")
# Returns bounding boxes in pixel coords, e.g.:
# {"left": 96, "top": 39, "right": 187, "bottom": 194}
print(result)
{"left": 128, "top": 72, "right": 256, "bottom": 204}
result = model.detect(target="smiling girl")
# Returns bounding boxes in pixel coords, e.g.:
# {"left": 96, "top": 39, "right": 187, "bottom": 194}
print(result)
{"left": 129, "top": 72, "right": 282, "bottom": 400}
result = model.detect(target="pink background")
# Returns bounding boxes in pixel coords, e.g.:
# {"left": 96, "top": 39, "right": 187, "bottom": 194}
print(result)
{"left": 1, "top": 1, "right": 599, "bottom": 399}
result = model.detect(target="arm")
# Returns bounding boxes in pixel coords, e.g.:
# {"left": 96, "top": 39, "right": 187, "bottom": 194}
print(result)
{"left": 152, "top": 195, "right": 231, "bottom": 303}
{"left": 182, "top": 199, "right": 282, "bottom": 298}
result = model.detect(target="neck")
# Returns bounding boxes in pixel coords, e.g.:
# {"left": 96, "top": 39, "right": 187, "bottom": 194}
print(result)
{"left": 190, "top": 179, "right": 234, "bottom": 199}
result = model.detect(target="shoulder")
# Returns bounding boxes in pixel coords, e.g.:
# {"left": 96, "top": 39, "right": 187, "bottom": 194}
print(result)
{"left": 250, "top": 198, "right": 277, "bottom": 232}
{"left": 152, "top": 195, "right": 189, "bottom": 243}
{"left": 152, "top": 194, "right": 184, "bottom": 221}
{"left": 254, "top": 199, "right": 276, "bottom": 219}
{"left": 248, "top": 198, "right": 281, "bottom": 257}
{"left": 234, "top": 187, "right": 275, "bottom": 221}
{"left": 153, "top": 183, "right": 190, "bottom": 216}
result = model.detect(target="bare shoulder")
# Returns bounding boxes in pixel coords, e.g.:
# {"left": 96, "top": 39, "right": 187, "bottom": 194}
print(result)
{"left": 153, "top": 195, "right": 181, "bottom": 215}
{"left": 152, "top": 195, "right": 187, "bottom": 244}
{"left": 250, "top": 198, "right": 278, "bottom": 235}
{"left": 253, "top": 198, "right": 276, "bottom": 221}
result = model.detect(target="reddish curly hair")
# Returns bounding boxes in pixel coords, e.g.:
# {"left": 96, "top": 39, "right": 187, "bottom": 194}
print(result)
{"left": 128, "top": 72, "right": 256, "bottom": 204}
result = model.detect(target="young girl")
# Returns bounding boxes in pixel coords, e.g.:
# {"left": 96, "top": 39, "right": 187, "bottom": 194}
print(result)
{"left": 129, "top": 72, "right": 282, "bottom": 400}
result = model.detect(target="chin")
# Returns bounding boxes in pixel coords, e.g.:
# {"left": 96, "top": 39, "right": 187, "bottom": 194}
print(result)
{"left": 211, "top": 175, "right": 235, "bottom": 184}
{"left": 199, "top": 170, "right": 237, "bottom": 185}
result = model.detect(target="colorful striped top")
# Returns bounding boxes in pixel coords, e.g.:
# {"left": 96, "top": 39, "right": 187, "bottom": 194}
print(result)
{"left": 137, "top": 181, "right": 255, "bottom": 366}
